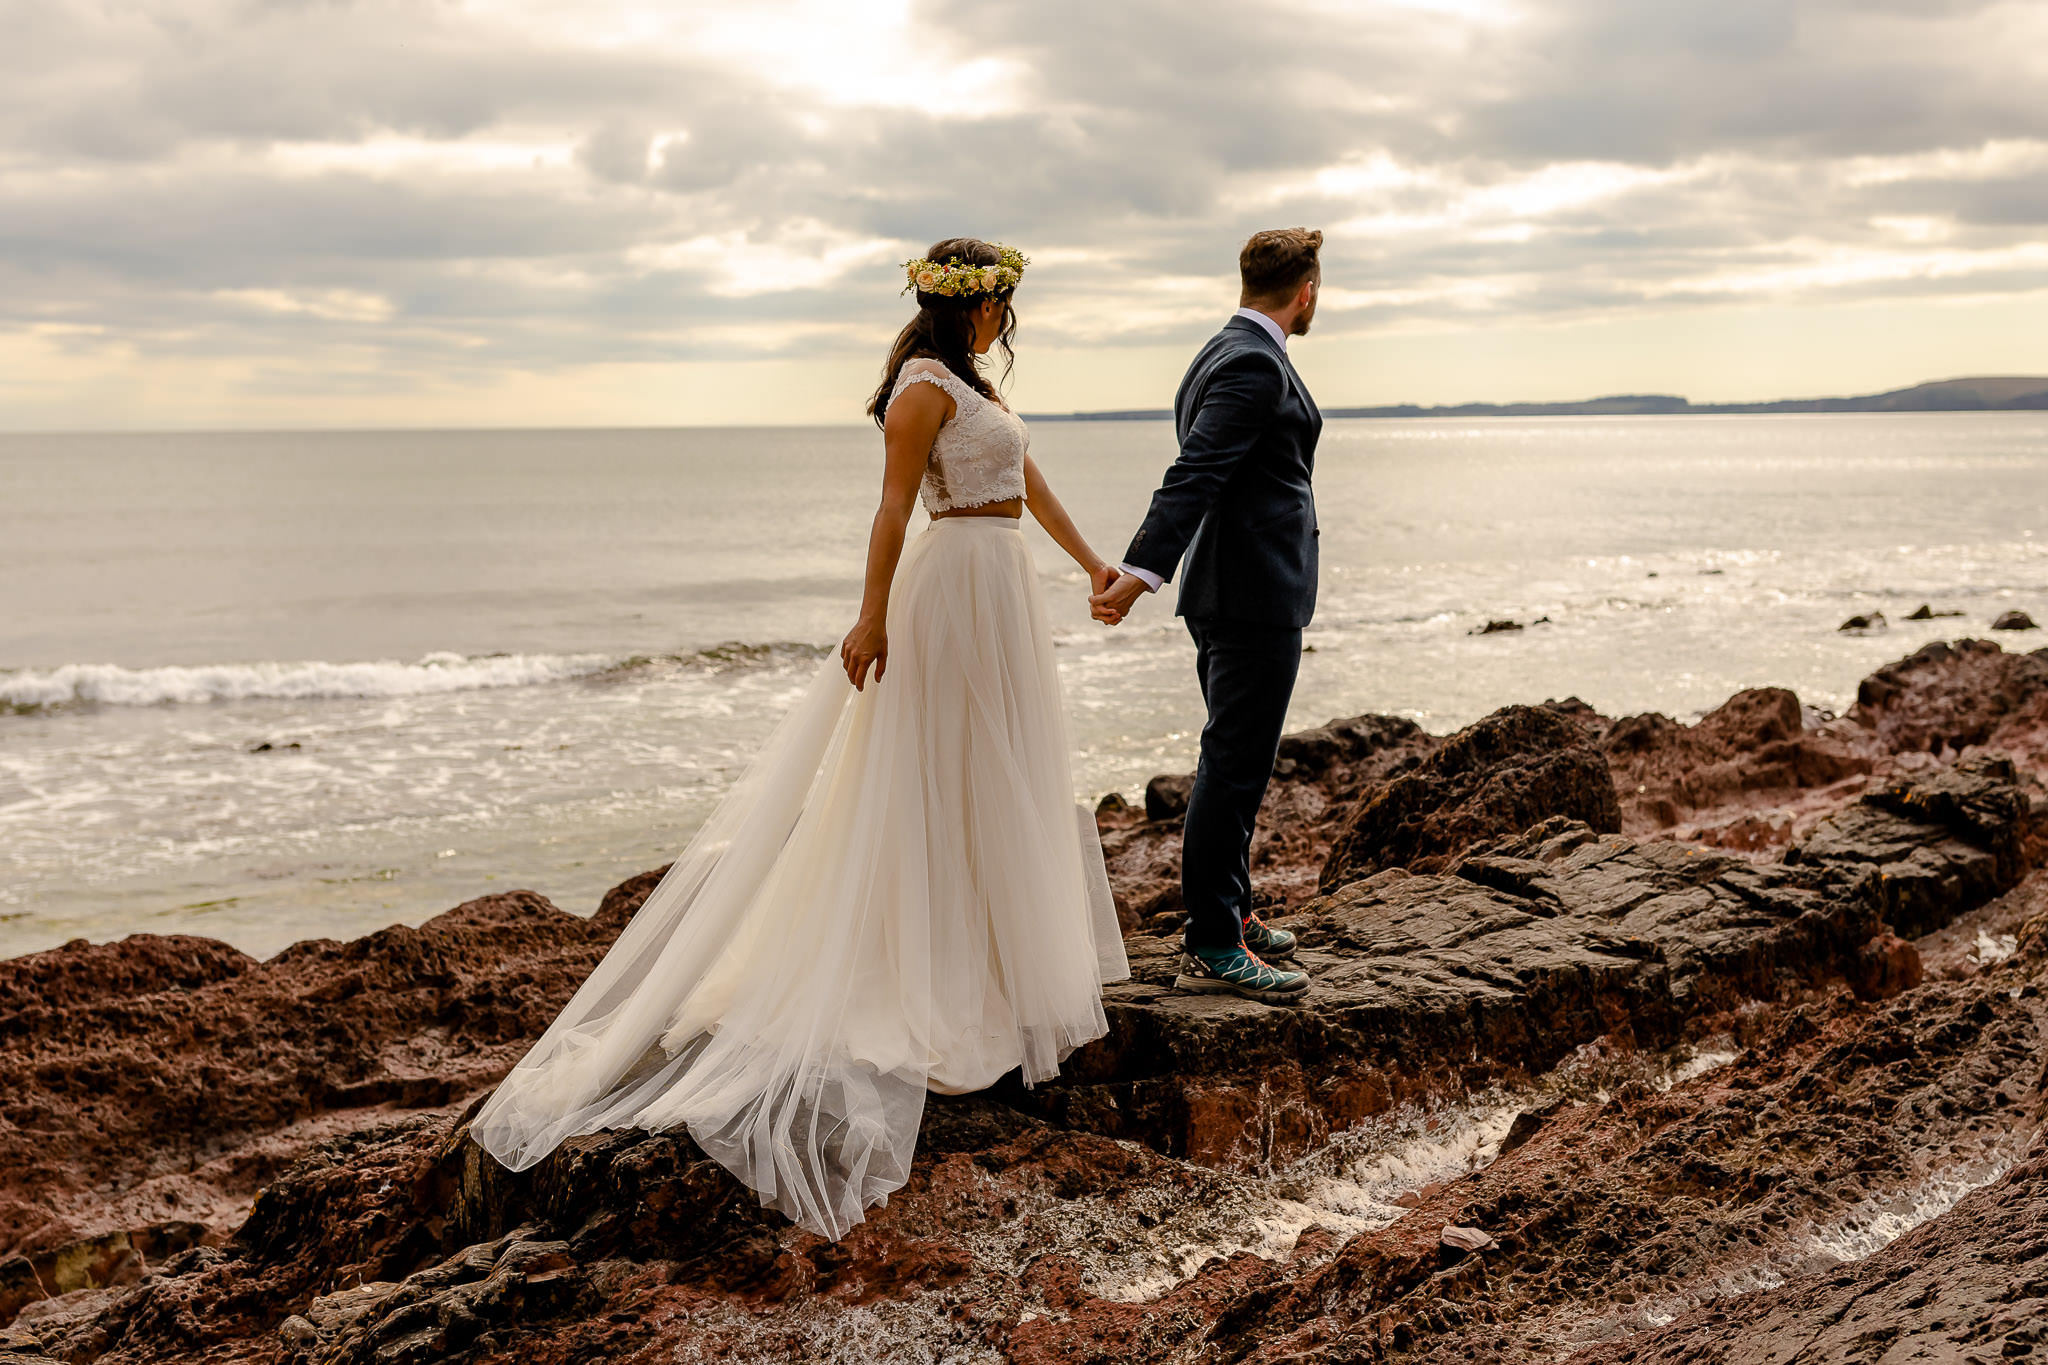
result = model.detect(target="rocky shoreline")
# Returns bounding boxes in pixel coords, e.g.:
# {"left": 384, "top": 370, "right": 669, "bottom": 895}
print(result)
{"left": 4, "top": 637, "right": 2046, "bottom": 1363}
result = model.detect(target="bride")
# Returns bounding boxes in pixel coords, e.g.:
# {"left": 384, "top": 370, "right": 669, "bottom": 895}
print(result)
{"left": 471, "top": 238, "right": 1130, "bottom": 1239}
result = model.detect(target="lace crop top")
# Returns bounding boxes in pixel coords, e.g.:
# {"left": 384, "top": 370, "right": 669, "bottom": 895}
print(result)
{"left": 889, "top": 360, "right": 1029, "bottom": 514}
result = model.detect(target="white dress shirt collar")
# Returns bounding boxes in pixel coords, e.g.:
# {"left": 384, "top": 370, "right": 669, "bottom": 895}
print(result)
{"left": 1233, "top": 306, "right": 1289, "bottom": 352}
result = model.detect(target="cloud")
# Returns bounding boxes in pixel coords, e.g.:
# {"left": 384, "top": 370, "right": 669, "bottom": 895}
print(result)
{"left": 1, "top": 0, "right": 2044, "bottom": 424}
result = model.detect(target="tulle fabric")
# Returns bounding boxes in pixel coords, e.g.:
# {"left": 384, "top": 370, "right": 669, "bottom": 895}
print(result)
{"left": 470, "top": 517, "right": 1128, "bottom": 1238}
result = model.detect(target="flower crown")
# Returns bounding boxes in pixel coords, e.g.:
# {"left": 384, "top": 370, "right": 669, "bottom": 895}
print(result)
{"left": 902, "top": 244, "right": 1028, "bottom": 298}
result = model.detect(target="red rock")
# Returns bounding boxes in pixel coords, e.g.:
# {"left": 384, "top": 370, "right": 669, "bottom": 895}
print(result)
{"left": 0, "top": 890, "right": 627, "bottom": 1286}
{"left": 1101, "top": 640, "right": 2042, "bottom": 934}
{"left": 1852, "top": 932, "right": 1924, "bottom": 999}
{"left": 4, "top": 642, "right": 2047, "bottom": 1363}
{"left": 1573, "top": 1140, "right": 2048, "bottom": 1363}
{"left": 1319, "top": 704, "right": 1621, "bottom": 891}
{"left": 1601, "top": 686, "right": 1874, "bottom": 847}
{"left": 1851, "top": 638, "right": 2048, "bottom": 763}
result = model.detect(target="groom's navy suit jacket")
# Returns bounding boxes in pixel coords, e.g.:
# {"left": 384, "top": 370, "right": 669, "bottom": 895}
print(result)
{"left": 1122, "top": 316, "right": 1323, "bottom": 629}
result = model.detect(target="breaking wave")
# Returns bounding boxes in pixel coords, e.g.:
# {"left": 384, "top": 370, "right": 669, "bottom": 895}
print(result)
{"left": 0, "top": 642, "right": 828, "bottom": 713}
{"left": 0, "top": 652, "right": 619, "bottom": 711}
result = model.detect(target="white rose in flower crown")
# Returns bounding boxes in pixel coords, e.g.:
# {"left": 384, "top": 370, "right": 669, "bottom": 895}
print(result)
{"left": 915, "top": 269, "right": 939, "bottom": 292}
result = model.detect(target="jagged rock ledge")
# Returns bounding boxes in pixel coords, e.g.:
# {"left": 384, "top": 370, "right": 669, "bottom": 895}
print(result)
{"left": 0, "top": 638, "right": 2044, "bottom": 1364}
{"left": 1023, "top": 757, "right": 2026, "bottom": 1167}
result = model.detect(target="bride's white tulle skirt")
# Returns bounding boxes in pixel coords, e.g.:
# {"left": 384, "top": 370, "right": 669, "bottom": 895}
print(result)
{"left": 471, "top": 517, "right": 1129, "bottom": 1238}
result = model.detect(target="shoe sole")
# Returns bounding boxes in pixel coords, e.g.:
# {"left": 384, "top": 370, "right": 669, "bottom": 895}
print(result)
{"left": 1173, "top": 972, "right": 1309, "bottom": 1005}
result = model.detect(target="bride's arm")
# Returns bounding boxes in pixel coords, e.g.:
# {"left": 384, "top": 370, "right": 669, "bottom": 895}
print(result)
{"left": 840, "top": 382, "right": 949, "bottom": 691}
{"left": 1022, "top": 455, "right": 1115, "bottom": 597}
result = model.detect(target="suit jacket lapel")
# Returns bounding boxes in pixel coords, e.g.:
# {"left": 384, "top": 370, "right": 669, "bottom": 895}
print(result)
{"left": 1286, "top": 352, "right": 1320, "bottom": 424}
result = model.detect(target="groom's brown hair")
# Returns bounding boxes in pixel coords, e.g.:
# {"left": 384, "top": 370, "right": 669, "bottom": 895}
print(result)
{"left": 1239, "top": 228, "right": 1322, "bottom": 306}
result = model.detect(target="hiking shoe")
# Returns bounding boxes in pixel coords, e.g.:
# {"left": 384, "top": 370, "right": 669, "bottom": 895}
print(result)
{"left": 1242, "top": 913, "right": 1298, "bottom": 964}
{"left": 1174, "top": 943, "right": 1309, "bottom": 1005}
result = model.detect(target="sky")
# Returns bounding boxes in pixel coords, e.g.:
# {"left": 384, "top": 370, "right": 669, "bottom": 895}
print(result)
{"left": 2, "top": 0, "right": 2046, "bottom": 430}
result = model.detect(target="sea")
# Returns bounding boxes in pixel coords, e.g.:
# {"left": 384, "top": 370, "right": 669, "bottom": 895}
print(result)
{"left": 3, "top": 413, "right": 2045, "bottom": 960}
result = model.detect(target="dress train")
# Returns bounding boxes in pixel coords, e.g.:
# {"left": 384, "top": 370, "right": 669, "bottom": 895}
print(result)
{"left": 471, "top": 517, "right": 1128, "bottom": 1238}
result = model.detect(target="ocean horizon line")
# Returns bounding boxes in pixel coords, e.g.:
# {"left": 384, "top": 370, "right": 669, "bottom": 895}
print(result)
{"left": 4, "top": 373, "right": 2043, "bottom": 438}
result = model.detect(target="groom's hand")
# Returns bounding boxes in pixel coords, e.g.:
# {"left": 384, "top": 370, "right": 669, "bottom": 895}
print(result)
{"left": 1090, "top": 572, "right": 1148, "bottom": 626}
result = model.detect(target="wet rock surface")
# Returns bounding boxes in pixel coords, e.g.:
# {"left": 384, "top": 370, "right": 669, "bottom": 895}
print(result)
{"left": 2, "top": 640, "right": 2046, "bottom": 1364}
{"left": 1203, "top": 931, "right": 2048, "bottom": 1364}
{"left": 1574, "top": 1140, "right": 2048, "bottom": 1365}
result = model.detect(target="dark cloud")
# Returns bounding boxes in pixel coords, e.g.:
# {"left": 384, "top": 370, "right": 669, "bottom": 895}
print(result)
{"left": 1868, "top": 172, "right": 2048, "bottom": 225}
{"left": 1456, "top": 0, "right": 2048, "bottom": 163}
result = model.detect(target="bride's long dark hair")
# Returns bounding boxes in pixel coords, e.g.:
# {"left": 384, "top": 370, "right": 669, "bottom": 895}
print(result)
{"left": 867, "top": 236, "right": 1016, "bottom": 428}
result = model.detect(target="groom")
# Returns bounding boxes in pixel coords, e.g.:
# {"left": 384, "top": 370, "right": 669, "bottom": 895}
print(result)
{"left": 1092, "top": 228, "right": 1324, "bottom": 1006}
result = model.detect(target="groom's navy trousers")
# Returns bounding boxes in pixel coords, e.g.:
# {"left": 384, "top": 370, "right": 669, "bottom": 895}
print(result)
{"left": 1182, "top": 618, "right": 1302, "bottom": 949}
{"left": 1123, "top": 315, "right": 1323, "bottom": 952}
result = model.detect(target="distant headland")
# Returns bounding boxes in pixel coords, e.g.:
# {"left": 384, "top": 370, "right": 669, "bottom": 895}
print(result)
{"left": 1025, "top": 375, "right": 2048, "bottom": 422}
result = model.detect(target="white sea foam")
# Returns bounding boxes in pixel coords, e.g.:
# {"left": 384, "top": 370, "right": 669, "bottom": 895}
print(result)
{"left": 1087, "top": 1042, "right": 1745, "bottom": 1306}
{"left": 1580, "top": 1156, "right": 2017, "bottom": 1344}
{"left": 1969, "top": 928, "right": 2018, "bottom": 967}
{"left": 1798, "top": 1159, "right": 2012, "bottom": 1264}
{"left": 1082, "top": 1090, "right": 1531, "bottom": 1305}
{"left": 0, "top": 652, "right": 618, "bottom": 709}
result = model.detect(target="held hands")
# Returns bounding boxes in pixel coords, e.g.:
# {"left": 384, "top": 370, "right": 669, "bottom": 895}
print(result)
{"left": 1089, "top": 568, "right": 1148, "bottom": 626}
{"left": 1088, "top": 562, "right": 1119, "bottom": 605}
{"left": 840, "top": 615, "right": 887, "bottom": 691}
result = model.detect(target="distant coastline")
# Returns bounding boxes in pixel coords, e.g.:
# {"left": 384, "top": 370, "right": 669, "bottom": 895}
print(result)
{"left": 1025, "top": 375, "right": 2048, "bottom": 423}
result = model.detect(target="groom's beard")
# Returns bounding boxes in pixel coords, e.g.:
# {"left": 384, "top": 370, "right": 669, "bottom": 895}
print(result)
{"left": 1292, "top": 301, "right": 1317, "bottom": 336}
